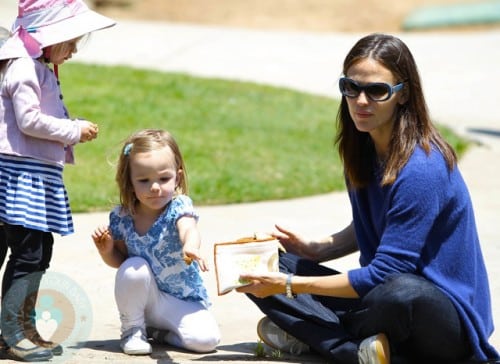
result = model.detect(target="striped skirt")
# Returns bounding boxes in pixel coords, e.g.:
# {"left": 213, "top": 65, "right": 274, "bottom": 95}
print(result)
{"left": 0, "top": 154, "right": 74, "bottom": 236}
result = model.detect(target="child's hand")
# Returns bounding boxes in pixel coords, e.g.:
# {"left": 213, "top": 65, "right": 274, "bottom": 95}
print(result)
{"left": 79, "top": 120, "right": 99, "bottom": 143}
{"left": 183, "top": 247, "right": 208, "bottom": 272}
{"left": 177, "top": 216, "right": 208, "bottom": 271}
{"left": 91, "top": 226, "right": 113, "bottom": 255}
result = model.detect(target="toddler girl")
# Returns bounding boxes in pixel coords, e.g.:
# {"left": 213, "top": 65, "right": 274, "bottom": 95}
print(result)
{"left": 0, "top": 0, "right": 114, "bottom": 361}
{"left": 92, "top": 129, "right": 220, "bottom": 355}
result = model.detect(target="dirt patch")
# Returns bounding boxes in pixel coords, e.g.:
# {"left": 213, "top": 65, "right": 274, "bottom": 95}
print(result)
{"left": 92, "top": 0, "right": 493, "bottom": 33}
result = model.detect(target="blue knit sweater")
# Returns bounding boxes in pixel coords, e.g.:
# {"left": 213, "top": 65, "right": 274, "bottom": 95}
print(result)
{"left": 347, "top": 146, "right": 498, "bottom": 360}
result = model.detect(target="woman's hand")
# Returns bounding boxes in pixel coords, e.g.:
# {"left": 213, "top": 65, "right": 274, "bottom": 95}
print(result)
{"left": 236, "top": 272, "right": 288, "bottom": 298}
{"left": 272, "top": 224, "right": 320, "bottom": 260}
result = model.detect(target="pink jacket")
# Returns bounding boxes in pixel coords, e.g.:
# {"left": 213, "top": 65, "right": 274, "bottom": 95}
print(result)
{"left": 0, "top": 57, "right": 85, "bottom": 166}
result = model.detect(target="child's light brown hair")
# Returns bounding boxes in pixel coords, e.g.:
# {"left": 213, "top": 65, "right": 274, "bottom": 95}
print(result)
{"left": 116, "top": 129, "right": 188, "bottom": 214}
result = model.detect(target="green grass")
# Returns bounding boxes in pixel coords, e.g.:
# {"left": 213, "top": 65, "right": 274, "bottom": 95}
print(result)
{"left": 60, "top": 63, "right": 469, "bottom": 212}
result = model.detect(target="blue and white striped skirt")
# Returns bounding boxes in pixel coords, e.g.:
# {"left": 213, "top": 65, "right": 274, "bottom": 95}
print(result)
{"left": 0, "top": 154, "right": 74, "bottom": 236}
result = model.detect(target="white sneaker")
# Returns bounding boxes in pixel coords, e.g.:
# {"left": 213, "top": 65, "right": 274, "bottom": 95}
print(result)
{"left": 120, "top": 327, "right": 152, "bottom": 355}
{"left": 256, "top": 316, "right": 309, "bottom": 355}
{"left": 358, "top": 333, "right": 390, "bottom": 364}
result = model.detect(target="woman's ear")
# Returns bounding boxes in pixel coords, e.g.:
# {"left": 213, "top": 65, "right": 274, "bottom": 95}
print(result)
{"left": 398, "top": 86, "right": 409, "bottom": 105}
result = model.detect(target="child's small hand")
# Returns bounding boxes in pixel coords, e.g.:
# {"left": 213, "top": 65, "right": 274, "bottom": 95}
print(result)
{"left": 178, "top": 217, "right": 208, "bottom": 271}
{"left": 92, "top": 226, "right": 113, "bottom": 255}
{"left": 79, "top": 120, "right": 99, "bottom": 143}
{"left": 183, "top": 248, "right": 209, "bottom": 272}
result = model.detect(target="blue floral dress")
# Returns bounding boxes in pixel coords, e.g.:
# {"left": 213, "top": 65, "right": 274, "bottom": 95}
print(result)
{"left": 109, "top": 195, "right": 210, "bottom": 307}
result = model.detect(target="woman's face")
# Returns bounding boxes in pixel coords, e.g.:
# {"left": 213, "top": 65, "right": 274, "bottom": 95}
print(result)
{"left": 344, "top": 58, "right": 405, "bottom": 151}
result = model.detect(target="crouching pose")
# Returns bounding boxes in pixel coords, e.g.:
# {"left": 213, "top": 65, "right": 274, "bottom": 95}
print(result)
{"left": 92, "top": 129, "right": 220, "bottom": 355}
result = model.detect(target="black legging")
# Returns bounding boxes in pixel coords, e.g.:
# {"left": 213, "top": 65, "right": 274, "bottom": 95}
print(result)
{"left": 0, "top": 223, "right": 8, "bottom": 272}
{"left": 1, "top": 224, "right": 53, "bottom": 296}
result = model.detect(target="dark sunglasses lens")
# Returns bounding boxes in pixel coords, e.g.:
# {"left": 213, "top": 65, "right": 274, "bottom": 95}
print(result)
{"left": 366, "top": 84, "right": 390, "bottom": 101}
{"left": 339, "top": 78, "right": 360, "bottom": 97}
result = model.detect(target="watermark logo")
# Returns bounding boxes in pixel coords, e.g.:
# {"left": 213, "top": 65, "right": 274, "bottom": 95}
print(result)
{"left": 37, "top": 272, "right": 92, "bottom": 349}
{"left": 1, "top": 271, "right": 92, "bottom": 362}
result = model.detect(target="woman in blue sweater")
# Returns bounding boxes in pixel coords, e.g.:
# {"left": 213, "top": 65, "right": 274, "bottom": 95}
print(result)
{"left": 237, "top": 33, "right": 499, "bottom": 363}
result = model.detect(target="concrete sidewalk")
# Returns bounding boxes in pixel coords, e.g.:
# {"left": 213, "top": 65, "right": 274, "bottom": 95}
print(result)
{"left": 1, "top": 2, "right": 499, "bottom": 363}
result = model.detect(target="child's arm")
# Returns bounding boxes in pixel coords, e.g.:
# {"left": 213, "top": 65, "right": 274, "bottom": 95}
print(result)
{"left": 91, "top": 226, "right": 127, "bottom": 268}
{"left": 7, "top": 59, "right": 94, "bottom": 146}
{"left": 177, "top": 216, "right": 208, "bottom": 272}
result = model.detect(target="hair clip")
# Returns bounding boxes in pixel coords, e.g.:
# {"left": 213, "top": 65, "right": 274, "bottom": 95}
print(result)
{"left": 123, "top": 143, "right": 133, "bottom": 156}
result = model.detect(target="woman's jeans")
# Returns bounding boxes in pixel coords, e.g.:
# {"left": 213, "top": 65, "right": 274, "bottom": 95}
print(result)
{"left": 247, "top": 252, "right": 471, "bottom": 364}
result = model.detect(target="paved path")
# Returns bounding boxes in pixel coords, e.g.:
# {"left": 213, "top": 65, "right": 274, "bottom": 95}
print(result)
{"left": 1, "top": 2, "right": 500, "bottom": 363}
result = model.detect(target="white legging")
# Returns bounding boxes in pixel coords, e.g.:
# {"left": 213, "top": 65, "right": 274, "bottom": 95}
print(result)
{"left": 115, "top": 256, "right": 221, "bottom": 353}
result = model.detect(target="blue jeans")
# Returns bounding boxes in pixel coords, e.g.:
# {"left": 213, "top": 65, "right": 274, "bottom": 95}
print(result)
{"left": 0, "top": 223, "right": 53, "bottom": 344}
{"left": 247, "top": 252, "right": 471, "bottom": 364}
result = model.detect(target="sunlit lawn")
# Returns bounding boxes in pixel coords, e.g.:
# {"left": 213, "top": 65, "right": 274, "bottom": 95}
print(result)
{"left": 61, "top": 63, "right": 469, "bottom": 212}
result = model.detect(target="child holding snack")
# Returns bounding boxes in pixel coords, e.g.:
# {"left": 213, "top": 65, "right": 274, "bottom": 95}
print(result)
{"left": 0, "top": 1, "right": 114, "bottom": 361}
{"left": 92, "top": 129, "right": 220, "bottom": 355}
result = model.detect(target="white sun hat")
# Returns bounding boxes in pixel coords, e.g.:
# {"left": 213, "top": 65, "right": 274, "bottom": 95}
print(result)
{"left": 0, "top": 0, "right": 116, "bottom": 60}
{"left": 0, "top": 27, "right": 10, "bottom": 47}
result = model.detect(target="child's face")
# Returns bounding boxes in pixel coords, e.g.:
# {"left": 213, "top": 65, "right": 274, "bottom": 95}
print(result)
{"left": 129, "top": 146, "right": 180, "bottom": 214}
{"left": 49, "top": 38, "right": 80, "bottom": 65}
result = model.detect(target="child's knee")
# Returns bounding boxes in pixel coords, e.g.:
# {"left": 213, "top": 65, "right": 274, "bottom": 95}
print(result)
{"left": 116, "top": 257, "right": 152, "bottom": 285}
{"left": 175, "top": 319, "right": 221, "bottom": 353}
{"left": 182, "top": 332, "right": 220, "bottom": 353}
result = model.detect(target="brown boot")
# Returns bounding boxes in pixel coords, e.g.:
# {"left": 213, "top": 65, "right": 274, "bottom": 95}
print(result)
{"left": 25, "top": 330, "right": 63, "bottom": 356}
{"left": 6, "top": 338, "right": 53, "bottom": 362}
{"left": 23, "top": 286, "right": 63, "bottom": 356}
{"left": 0, "top": 335, "right": 9, "bottom": 359}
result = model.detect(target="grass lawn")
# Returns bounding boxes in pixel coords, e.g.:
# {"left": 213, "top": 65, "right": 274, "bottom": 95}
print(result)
{"left": 61, "top": 63, "right": 469, "bottom": 212}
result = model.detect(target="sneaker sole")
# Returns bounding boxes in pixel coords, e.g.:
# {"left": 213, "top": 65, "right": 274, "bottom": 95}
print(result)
{"left": 6, "top": 348, "right": 53, "bottom": 362}
{"left": 256, "top": 317, "right": 309, "bottom": 355}
{"left": 256, "top": 317, "right": 280, "bottom": 351}
{"left": 374, "top": 334, "right": 390, "bottom": 364}
{"left": 123, "top": 347, "right": 152, "bottom": 355}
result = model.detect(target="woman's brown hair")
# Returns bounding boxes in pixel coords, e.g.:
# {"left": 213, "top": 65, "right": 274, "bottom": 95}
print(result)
{"left": 335, "top": 33, "right": 456, "bottom": 189}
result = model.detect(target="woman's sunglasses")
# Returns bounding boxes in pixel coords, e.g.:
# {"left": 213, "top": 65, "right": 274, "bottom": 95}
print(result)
{"left": 339, "top": 77, "right": 404, "bottom": 102}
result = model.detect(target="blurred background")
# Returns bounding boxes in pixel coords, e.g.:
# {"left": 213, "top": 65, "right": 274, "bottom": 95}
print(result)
{"left": 91, "top": 0, "right": 500, "bottom": 33}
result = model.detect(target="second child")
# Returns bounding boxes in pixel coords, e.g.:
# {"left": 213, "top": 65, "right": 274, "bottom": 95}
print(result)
{"left": 0, "top": 1, "right": 115, "bottom": 361}
{"left": 92, "top": 129, "right": 220, "bottom": 355}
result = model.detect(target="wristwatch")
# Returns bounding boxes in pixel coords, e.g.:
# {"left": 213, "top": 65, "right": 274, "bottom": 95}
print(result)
{"left": 286, "top": 273, "right": 295, "bottom": 299}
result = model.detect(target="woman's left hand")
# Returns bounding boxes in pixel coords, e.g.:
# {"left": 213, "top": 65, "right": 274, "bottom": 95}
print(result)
{"left": 236, "top": 272, "right": 288, "bottom": 298}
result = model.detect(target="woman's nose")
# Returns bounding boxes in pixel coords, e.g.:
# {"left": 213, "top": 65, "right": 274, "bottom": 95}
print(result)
{"left": 356, "top": 90, "right": 370, "bottom": 104}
